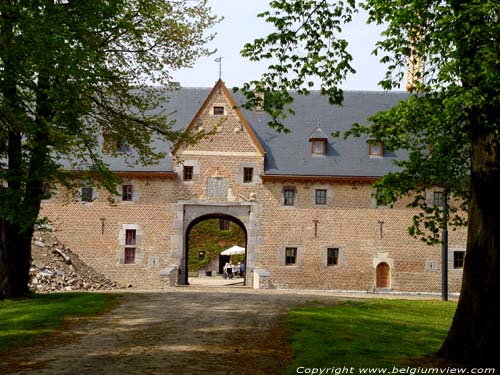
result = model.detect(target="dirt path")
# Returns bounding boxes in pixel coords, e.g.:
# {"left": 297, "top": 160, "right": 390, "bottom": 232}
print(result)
{"left": 3, "top": 287, "right": 340, "bottom": 375}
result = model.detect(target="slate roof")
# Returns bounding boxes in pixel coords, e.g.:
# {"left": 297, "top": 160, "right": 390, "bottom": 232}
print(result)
{"left": 97, "top": 85, "right": 409, "bottom": 177}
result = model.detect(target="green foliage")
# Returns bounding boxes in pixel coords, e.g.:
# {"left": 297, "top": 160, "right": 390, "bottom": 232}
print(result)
{"left": 188, "top": 219, "right": 245, "bottom": 272}
{"left": 241, "top": 0, "right": 500, "bottom": 244}
{"left": 0, "top": 0, "right": 218, "bottom": 228}
{"left": 238, "top": 0, "right": 357, "bottom": 132}
{"left": 0, "top": 293, "right": 120, "bottom": 352}
{"left": 285, "top": 299, "right": 457, "bottom": 372}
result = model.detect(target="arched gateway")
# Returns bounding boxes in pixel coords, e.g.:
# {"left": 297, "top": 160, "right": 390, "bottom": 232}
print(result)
{"left": 169, "top": 202, "right": 259, "bottom": 286}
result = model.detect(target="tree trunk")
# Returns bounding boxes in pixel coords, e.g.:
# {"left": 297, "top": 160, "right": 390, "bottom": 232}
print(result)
{"left": 0, "top": 219, "right": 33, "bottom": 299}
{"left": 438, "top": 129, "right": 500, "bottom": 368}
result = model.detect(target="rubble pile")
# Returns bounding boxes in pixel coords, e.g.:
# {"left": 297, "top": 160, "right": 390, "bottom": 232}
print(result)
{"left": 29, "top": 229, "right": 124, "bottom": 293}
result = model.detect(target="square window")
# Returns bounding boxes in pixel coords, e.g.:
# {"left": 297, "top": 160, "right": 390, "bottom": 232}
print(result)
{"left": 285, "top": 247, "right": 297, "bottom": 266}
{"left": 312, "top": 140, "right": 326, "bottom": 155}
{"left": 122, "top": 184, "right": 133, "bottom": 201}
{"left": 284, "top": 187, "right": 295, "bottom": 206}
{"left": 315, "top": 189, "right": 327, "bottom": 205}
{"left": 327, "top": 248, "right": 339, "bottom": 266}
{"left": 434, "top": 191, "right": 444, "bottom": 207}
{"left": 213, "top": 106, "right": 224, "bottom": 115}
{"left": 116, "top": 139, "right": 130, "bottom": 153}
{"left": 199, "top": 251, "right": 206, "bottom": 260}
{"left": 183, "top": 166, "right": 194, "bottom": 181}
{"left": 453, "top": 251, "right": 465, "bottom": 269}
{"left": 369, "top": 142, "right": 383, "bottom": 156}
{"left": 243, "top": 167, "right": 254, "bottom": 183}
{"left": 81, "top": 187, "right": 93, "bottom": 202}
{"left": 219, "top": 218, "right": 230, "bottom": 230}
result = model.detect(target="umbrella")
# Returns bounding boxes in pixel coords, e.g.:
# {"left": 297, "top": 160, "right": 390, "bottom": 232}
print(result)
{"left": 220, "top": 245, "right": 245, "bottom": 256}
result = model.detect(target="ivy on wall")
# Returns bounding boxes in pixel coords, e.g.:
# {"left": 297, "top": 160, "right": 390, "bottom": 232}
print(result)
{"left": 188, "top": 219, "right": 245, "bottom": 272}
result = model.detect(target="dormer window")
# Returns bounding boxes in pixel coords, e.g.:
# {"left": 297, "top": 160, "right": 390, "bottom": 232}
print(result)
{"left": 308, "top": 124, "right": 329, "bottom": 156}
{"left": 312, "top": 140, "right": 326, "bottom": 155}
{"left": 367, "top": 137, "right": 384, "bottom": 157}
{"left": 213, "top": 106, "right": 224, "bottom": 115}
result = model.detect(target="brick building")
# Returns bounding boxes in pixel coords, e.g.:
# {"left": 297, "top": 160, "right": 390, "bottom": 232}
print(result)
{"left": 40, "top": 80, "right": 467, "bottom": 293}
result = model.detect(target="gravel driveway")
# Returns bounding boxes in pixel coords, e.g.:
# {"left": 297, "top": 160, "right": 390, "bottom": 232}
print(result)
{"left": 3, "top": 287, "right": 341, "bottom": 375}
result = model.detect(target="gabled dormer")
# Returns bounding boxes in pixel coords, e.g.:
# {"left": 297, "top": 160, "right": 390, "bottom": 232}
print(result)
{"left": 308, "top": 125, "right": 328, "bottom": 156}
{"left": 366, "top": 136, "right": 384, "bottom": 157}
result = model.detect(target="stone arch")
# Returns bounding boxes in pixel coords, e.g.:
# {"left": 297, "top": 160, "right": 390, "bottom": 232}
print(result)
{"left": 169, "top": 203, "right": 259, "bottom": 287}
{"left": 376, "top": 262, "right": 391, "bottom": 289}
{"left": 184, "top": 213, "right": 247, "bottom": 285}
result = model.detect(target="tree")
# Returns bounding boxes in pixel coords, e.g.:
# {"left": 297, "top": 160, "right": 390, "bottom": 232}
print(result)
{"left": 0, "top": 0, "right": 218, "bottom": 299}
{"left": 240, "top": 0, "right": 500, "bottom": 367}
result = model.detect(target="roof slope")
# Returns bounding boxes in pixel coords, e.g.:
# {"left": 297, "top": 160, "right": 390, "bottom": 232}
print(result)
{"left": 96, "top": 85, "right": 409, "bottom": 177}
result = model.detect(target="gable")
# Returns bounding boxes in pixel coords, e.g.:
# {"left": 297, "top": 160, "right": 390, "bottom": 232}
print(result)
{"left": 173, "top": 80, "right": 265, "bottom": 157}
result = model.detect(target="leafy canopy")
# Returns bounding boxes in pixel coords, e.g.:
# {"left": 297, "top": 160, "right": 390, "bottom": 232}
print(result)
{"left": 0, "top": 0, "right": 218, "bottom": 227}
{"left": 240, "top": 0, "right": 500, "bottom": 243}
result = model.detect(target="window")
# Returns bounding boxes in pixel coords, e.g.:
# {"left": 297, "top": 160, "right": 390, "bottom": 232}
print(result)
{"left": 183, "top": 166, "right": 193, "bottom": 181}
{"left": 327, "top": 248, "right": 339, "bottom": 266}
{"left": 213, "top": 106, "right": 224, "bottom": 115}
{"left": 81, "top": 187, "right": 93, "bottom": 202}
{"left": 41, "top": 183, "right": 52, "bottom": 200}
{"left": 369, "top": 141, "right": 384, "bottom": 156}
{"left": 284, "top": 187, "right": 295, "bottom": 206}
{"left": 315, "top": 189, "right": 327, "bottom": 205}
{"left": 375, "top": 189, "right": 389, "bottom": 206}
{"left": 116, "top": 139, "right": 130, "bottom": 153}
{"left": 285, "top": 247, "right": 297, "bottom": 266}
{"left": 122, "top": 184, "right": 133, "bottom": 201}
{"left": 124, "top": 229, "right": 136, "bottom": 264}
{"left": 198, "top": 251, "right": 206, "bottom": 260}
{"left": 453, "top": 251, "right": 465, "bottom": 269}
{"left": 434, "top": 191, "right": 444, "bottom": 207}
{"left": 243, "top": 167, "right": 254, "bottom": 183}
{"left": 219, "top": 218, "right": 230, "bottom": 230}
{"left": 312, "top": 140, "right": 326, "bottom": 155}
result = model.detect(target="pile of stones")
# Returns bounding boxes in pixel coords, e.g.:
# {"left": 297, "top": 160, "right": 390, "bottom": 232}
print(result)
{"left": 29, "top": 228, "right": 125, "bottom": 293}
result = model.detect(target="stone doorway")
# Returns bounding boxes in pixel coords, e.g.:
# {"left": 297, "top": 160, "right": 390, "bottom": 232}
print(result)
{"left": 185, "top": 215, "right": 247, "bottom": 286}
{"left": 169, "top": 202, "right": 259, "bottom": 287}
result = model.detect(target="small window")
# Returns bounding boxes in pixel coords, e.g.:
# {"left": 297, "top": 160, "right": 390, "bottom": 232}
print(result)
{"left": 219, "top": 218, "right": 230, "bottom": 230}
{"left": 213, "top": 106, "right": 224, "bottom": 115}
{"left": 315, "top": 189, "right": 327, "bottom": 205}
{"left": 285, "top": 247, "right": 297, "bottom": 266}
{"left": 284, "top": 187, "right": 295, "bottom": 206}
{"left": 243, "top": 167, "right": 254, "bottom": 183}
{"left": 125, "top": 229, "right": 136, "bottom": 264}
{"left": 375, "top": 189, "right": 389, "bottom": 206}
{"left": 41, "top": 183, "right": 52, "bottom": 200}
{"left": 122, "top": 184, "right": 133, "bottom": 201}
{"left": 327, "top": 248, "right": 339, "bottom": 266}
{"left": 183, "top": 166, "right": 194, "bottom": 181}
{"left": 312, "top": 140, "right": 326, "bottom": 155}
{"left": 198, "top": 251, "right": 206, "bottom": 260}
{"left": 434, "top": 191, "right": 444, "bottom": 207}
{"left": 453, "top": 251, "right": 465, "bottom": 269}
{"left": 116, "top": 139, "right": 130, "bottom": 153}
{"left": 369, "top": 141, "right": 384, "bottom": 156}
{"left": 81, "top": 187, "right": 93, "bottom": 202}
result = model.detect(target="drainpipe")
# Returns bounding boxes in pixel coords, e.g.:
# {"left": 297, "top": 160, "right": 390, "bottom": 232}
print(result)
{"left": 441, "top": 188, "right": 449, "bottom": 301}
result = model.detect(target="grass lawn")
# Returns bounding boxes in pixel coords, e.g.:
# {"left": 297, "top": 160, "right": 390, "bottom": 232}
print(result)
{"left": 285, "top": 299, "right": 457, "bottom": 373}
{"left": 0, "top": 292, "right": 120, "bottom": 353}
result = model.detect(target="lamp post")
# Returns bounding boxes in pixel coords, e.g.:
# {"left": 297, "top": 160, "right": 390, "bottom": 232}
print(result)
{"left": 441, "top": 188, "right": 449, "bottom": 301}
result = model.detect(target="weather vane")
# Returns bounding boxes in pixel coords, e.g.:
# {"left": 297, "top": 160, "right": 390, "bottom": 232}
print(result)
{"left": 215, "top": 55, "right": 222, "bottom": 80}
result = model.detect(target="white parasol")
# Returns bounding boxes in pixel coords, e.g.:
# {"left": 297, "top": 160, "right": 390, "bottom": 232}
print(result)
{"left": 220, "top": 245, "right": 246, "bottom": 256}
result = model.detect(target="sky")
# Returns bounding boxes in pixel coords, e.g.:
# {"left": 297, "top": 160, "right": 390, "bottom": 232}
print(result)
{"left": 171, "top": 0, "right": 396, "bottom": 91}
